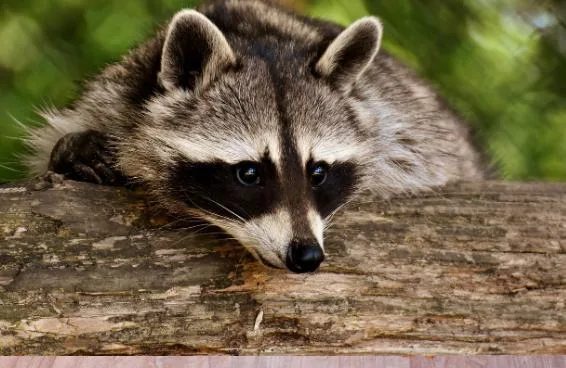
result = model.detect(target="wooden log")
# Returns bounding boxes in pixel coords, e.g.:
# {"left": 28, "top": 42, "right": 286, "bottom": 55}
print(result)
{"left": 0, "top": 178, "right": 564, "bottom": 355}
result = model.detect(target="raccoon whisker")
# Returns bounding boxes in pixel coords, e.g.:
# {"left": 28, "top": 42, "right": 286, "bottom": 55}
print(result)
{"left": 176, "top": 190, "right": 246, "bottom": 225}
{"left": 215, "top": 221, "right": 265, "bottom": 251}
{"left": 197, "top": 207, "right": 241, "bottom": 225}
{"left": 190, "top": 224, "right": 222, "bottom": 235}
{"left": 167, "top": 226, "right": 246, "bottom": 248}
{"left": 167, "top": 188, "right": 241, "bottom": 225}
{"left": 152, "top": 224, "right": 212, "bottom": 238}
{"left": 153, "top": 216, "right": 210, "bottom": 231}
{"left": 3, "top": 135, "right": 29, "bottom": 142}
{"left": 189, "top": 231, "right": 231, "bottom": 237}
{"left": 203, "top": 235, "right": 257, "bottom": 243}
{"left": 199, "top": 195, "right": 248, "bottom": 224}
{"left": 169, "top": 232, "right": 208, "bottom": 248}
{"left": 228, "top": 202, "right": 252, "bottom": 220}
{"left": 186, "top": 238, "right": 262, "bottom": 256}
{"left": 201, "top": 196, "right": 249, "bottom": 223}
{"left": 7, "top": 112, "right": 31, "bottom": 132}
{"left": 203, "top": 208, "right": 244, "bottom": 225}
{"left": 159, "top": 219, "right": 208, "bottom": 229}
{"left": 173, "top": 234, "right": 260, "bottom": 251}
{"left": 324, "top": 198, "right": 354, "bottom": 230}
{"left": 170, "top": 188, "right": 251, "bottom": 222}
{"left": 168, "top": 223, "right": 216, "bottom": 233}
{"left": 0, "top": 163, "right": 21, "bottom": 172}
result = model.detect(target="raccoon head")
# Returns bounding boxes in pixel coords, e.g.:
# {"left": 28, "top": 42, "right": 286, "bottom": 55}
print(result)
{"left": 130, "top": 9, "right": 382, "bottom": 272}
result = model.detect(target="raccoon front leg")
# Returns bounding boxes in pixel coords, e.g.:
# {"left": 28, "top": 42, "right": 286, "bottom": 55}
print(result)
{"left": 48, "top": 130, "right": 126, "bottom": 185}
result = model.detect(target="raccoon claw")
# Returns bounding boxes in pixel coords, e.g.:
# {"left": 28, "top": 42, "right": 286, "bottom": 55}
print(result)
{"left": 72, "top": 163, "right": 103, "bottom": 184}
{"left": 71, "top": 161, "right": 123, "bottom": 185}
{"left": 93, "top": 161, "right": 118, "bottom": 184}
{"left": 49, "top": 130, "right": 125, "bottom": 186}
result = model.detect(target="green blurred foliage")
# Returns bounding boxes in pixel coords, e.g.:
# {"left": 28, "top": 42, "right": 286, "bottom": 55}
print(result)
{"left": 0, "top": 0, "right": 198, "bottom": 181}
{"left": 0, "top": 0, "right": 565, "bottom": 182}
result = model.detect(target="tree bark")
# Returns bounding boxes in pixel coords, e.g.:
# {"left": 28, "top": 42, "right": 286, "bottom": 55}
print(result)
{"left": 0, "top": 179, "right": 564, "bottom": 355}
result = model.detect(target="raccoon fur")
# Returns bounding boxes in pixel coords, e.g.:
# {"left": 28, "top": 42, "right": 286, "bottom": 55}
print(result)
{"left": 25, "top": 0, "right": 486, "bottom": 273}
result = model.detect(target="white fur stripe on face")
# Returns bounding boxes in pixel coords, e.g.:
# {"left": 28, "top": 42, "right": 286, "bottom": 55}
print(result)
{"left": 143, "top": 127, "right": 282, "bottom": 165}
{"left": 308, "top": 208, "right": 324, "bottom": 249}
{"left": 296, "top": 134, "right": 367, "bottom": 167}
{"left": 144, "top": 127, "right": 257, "bottom": 163}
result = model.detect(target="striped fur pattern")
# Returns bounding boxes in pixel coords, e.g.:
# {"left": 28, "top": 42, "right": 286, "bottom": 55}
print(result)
{"left": 24, "top": 0, "right": 486, "bottom": 271}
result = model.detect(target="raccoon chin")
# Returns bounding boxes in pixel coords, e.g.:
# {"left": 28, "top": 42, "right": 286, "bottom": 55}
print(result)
{"left": 255, "top": 252, "right": 285, "bottom": 269}
{"left": 239, "top": 240, "right": 286, "bottom": 269}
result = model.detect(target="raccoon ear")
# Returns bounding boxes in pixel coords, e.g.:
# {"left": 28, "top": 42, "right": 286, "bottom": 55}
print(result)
{"left": 315, "top": 17, "right": 382, "bottom": 88}
{"left": 159, "top": 9, "right": 236, "bottom": 92}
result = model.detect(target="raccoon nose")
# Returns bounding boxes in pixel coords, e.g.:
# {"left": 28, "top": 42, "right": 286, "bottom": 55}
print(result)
{"left": 286, "top": 239, "right": 325, "bottom": 273}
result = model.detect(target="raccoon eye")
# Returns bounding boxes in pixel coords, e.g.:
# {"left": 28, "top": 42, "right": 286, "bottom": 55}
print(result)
{"left": 309, "top": 162, "right": 329, "bottom": 187}
{"left": 235, "top": 162, "right": 262, "bottom": 186}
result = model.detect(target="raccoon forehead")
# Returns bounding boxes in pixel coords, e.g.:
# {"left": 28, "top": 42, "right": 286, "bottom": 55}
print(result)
{"left": 142, "top": 127, "right": 282, "bottom": 164}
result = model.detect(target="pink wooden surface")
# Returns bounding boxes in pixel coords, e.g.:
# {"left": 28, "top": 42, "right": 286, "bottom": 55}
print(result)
{"left": 0, "top": 356, "right": 564, "bottom": 368}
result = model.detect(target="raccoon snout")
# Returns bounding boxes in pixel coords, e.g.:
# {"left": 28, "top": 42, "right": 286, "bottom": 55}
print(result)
{"left": 286, "top": 239, "right": 325, "bottom": 273}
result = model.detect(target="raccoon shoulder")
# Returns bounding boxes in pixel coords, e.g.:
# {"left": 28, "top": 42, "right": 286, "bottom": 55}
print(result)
{"left": 348, "top": 50, "right": 488, "bottom": 195}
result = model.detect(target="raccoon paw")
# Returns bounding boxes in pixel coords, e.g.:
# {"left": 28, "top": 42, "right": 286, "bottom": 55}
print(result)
{"left": 49, "top": 130, "right": 126, "bottom": 186}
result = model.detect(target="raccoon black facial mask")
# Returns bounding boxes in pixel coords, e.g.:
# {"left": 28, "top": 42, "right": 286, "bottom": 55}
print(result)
{"left": 28, "top": 1, "right": 485, "bottom": 273}
{"left": 169, "top": 158, "right": 279, "bottom": 221}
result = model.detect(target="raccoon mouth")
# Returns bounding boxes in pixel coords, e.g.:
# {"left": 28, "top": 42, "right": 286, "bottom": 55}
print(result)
{"left": 256, "top": 252, "right": 284, "bottom": 269}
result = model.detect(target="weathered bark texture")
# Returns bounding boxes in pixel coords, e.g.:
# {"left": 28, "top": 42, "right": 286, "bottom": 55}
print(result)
{"left": 0, "top": 179, "right": 564, "bottom": 355}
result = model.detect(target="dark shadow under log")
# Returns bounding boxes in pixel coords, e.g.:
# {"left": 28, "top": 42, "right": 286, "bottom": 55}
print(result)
{"left": 0, "top": 179, "right": 564, "bottom": 354}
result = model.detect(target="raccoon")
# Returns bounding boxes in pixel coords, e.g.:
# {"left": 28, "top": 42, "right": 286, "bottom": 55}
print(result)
{"left": 25, "top": 0, "right": 486, "bottom": 273}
